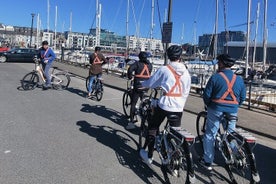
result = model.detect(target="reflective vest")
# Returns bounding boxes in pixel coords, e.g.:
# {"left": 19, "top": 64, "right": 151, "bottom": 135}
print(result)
{"left": 165, "top": 65, "right": 182, "bottom": 97}
{"left": 135, "top": 64, "right": 150, "bottom": 78}
{"left": 92, "top": 53, "right": 101, "bottom": 65}
{"left": 212, "top": 72, "right": 239, "bottom": 104}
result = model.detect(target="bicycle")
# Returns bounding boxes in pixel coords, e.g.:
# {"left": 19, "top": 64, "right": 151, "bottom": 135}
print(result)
{"left": 21, "top": 58, "right": 71, "bottom": 90}
{"left": 196, "top": 109, "right": 260, "bottom": 184}
{"left": 138, "top": 89, "right": 196, "bottom": 183}
{"left": 85, "top": 75, "right": 104, "bottom": 101}
{"left": 122, "top": 80, "right": 134, "bottom": 118}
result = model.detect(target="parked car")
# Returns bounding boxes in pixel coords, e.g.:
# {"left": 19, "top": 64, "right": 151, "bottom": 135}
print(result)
{"left": 0, "top": 48, "right": 38, "bottom": 63}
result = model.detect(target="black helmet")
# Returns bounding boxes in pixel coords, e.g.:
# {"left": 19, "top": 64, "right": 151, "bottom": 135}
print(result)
{"left": 138, "top": 51, "right": 148, "bottom": 61}
{"left": 216, "top": 54, "right": 235, "bottom": 67}
{"left": 95, "top": 46, "right": 101, "bottom": 51}
{"left": 42, "top": 40, "right": 48, "bottom": 46}
{"left": 167, "top": 45, "right": 182, "bottom": 61}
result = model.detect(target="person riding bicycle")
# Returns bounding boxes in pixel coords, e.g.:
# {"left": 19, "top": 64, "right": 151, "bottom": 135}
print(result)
{"left": 139, "top": 45, "right": 191, "bottom": 165}
{"left": 87, "top": 46, "right": 107, "bottom": 98}
{"left": 38, "top": 40, "right": 56, "bottom": 90}
{"left": 125, "top": 51, "right": 153, "bottom": 129}
{"left": 200, "top": 54, "right": 246, "bottom": 171}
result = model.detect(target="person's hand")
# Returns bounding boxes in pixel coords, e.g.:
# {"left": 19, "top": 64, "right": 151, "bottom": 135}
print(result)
{"left": 44, "top": 60, "right": 48, "bottom": 64}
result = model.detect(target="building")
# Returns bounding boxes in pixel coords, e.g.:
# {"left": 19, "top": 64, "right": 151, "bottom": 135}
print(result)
{"left": 198, "top": 31, "right": 246, "bottom": 57}
{"left": 226, "top": 41, "right": 276, "bottom": 65}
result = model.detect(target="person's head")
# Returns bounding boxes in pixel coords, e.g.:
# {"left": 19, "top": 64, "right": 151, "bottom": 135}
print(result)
{"left": 167, "top": 45, "right": 183, "bottom": 61}
{"left": 216, "top": 54, "right": 235, "bottom": 69}
{"left": 138, "top": 51, "right": 148, "bottom": 62}
{"left": 95, "top": 46, "right": 101, "bottom": 52}
{"left": 42, "top": 40, "right": 49, "bottom": 49}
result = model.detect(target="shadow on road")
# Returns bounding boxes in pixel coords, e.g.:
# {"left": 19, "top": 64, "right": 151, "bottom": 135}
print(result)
{"left": 76, "top": 121, "right": 167, "bottom": 184}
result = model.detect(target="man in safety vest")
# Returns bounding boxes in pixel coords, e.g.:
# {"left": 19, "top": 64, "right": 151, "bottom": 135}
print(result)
{"left": 126, "top": 51, "right": 153, "bottom": 129}
{"left": 87, "top": 46, "right": 107, "bottom": 98}
{"left": 139, "top": 45, "right": 191, "bottom": 165}
{"left": 200, "top": 54, "right": 246, "bottom": 171}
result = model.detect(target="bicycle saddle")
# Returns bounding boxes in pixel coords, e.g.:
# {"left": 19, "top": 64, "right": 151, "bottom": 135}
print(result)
{"left": 167, "top": 114, "right": 180, "bottom": 123}
{"left": 224, "top": 113, "right": 238, "bottom": 121}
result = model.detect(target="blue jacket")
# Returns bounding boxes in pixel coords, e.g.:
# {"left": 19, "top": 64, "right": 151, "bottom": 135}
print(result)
{"left": 38, "top": 47, "right": 56, "bottom": 64}
{"left": 203, "top": 69, "right": 246, "bottom": 113}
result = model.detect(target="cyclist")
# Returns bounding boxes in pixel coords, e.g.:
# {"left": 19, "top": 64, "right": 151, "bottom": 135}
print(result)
{"left": 126, "top": 51, "right": 153, "bottom": 129}
{"left": 139, "top": 45, "right": 191, "bottom": 165}
{"left": 87, "top": 46, "right": 107, "bottom": 98}
{"left": 200, "top": 54, "right": 246, "bottom": 171}
{"left": 38, "top": 40, "right": 56, "bottom": 90}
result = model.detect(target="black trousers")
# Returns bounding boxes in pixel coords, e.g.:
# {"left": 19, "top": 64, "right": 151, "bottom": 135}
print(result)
{"left": 130, "top": 89, "right": 145, "bottom": 122}
{"left": 147, "top": 105, "right": 182, "bottom": 158}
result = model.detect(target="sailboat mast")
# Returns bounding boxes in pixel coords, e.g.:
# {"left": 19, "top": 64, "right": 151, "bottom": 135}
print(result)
{"left": 47, "top": 0, "right": 50, "bottom": 32}
{"left": 252, "top": 2, "right": 260, "bottom": 69}
{"left": 54, "top": 6, "right": 57, "bottom": 50}
{"left": 213, "top": 0, "right": 218, "bottom": 59}
{"left": 150, "top": 0, "right": 154, "bottom": 51}
{"left": 262, "top": 0, "right": 268, "bottom": 69}
{"left": 126, "top": 0, "right": 129, "bottom": 57}
{"left": 245, "top": 0, "right": 251, "bottom": 78}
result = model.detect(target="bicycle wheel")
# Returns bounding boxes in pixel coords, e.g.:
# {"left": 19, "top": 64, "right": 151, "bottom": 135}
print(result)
{"left": 95, "top": 82, "right": 103, "bottom": 101}
{"left": 52, "top": 73, "right": 71, "bottom": 90}
{"left": 225, "top": 140, "right": 260, "bottom": 184}
{"left": 122, "top": 91, "right": 131, "bottom": 118}
{"left": 21, "top": 72, "right": 39, "bottom": 90}
{"left": 196, "top": 111, "right": 207, "bottom": 145}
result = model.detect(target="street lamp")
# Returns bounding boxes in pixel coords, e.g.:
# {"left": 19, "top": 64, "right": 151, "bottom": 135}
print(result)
{"left": 30, "top": 13, "right": 35, "bottom": 48}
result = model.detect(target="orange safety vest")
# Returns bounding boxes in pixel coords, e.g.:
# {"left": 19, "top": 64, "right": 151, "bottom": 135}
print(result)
{"left": 135, "top": 64, "right": 150, "bottom": 78}
{"left": 212, "top": 72, "right": 239, "bottom": 104}
{"left": 92, "top": 53, "right": 102, "bottom": 65}
{"left": 165, "top": 65, "right": 182, "bottom": 97}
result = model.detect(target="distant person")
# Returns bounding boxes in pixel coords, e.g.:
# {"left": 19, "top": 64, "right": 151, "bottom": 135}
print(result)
{"left": 38, "top": 40, "right": 56, "bottom": 90}
{"left": 87, "top": 46, "right": 107, "bottom": 98}
{"left": 126, "top": 51, "right": 153, "bottom": 129}
{"left": 200, "top": 54, "right": 246, "bottom": 170}
{"left": 139, "top": 45, "right": 191, "bottom": 165}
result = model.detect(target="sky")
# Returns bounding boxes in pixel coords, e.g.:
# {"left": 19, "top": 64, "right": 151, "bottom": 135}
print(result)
{"left": 1, "top": 0, "right": 276, "bottom": 44}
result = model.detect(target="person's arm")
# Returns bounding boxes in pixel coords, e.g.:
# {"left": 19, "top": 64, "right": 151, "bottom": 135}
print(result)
{"left": 127, "top": 62, "right": 136, "bottom": 80}
{"left": 47, "top": 48, "right": 56, "bottom": 63}
{"left": 142, "top": 67, "right": 164, "bottom": 89}
{"left": 239, "top": 79, "right": 247, "bottom": 105}
{"left": 203, "top": 75, "right": 214, "bottom": 106}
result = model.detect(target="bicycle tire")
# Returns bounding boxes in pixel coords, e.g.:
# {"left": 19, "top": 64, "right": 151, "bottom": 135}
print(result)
{"left": 21, "top": 72, "right": 39, "bottom": 90}
{"left": 224, "top": 139, "right": 260, "bottom": 184}
{"left": 52, "top": 73, "right": 71, "bottom": 90}
{"left": 95, "top": 82, "right": 103, "bottom": 101}
{"left": 122, "top": 91, "right": 131, "bottom": 118}
{"left": 196, "top": 111, "right": 207, "bottom": 146}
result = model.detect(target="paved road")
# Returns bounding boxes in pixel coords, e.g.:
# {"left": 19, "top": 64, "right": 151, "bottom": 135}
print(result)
{"left": 0, "top": 62, "right": 275, "bottom": 184}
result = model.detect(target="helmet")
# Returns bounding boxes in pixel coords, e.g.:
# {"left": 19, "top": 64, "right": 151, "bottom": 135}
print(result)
{"left": 95, "top": 46, "right": 101, "bottom": 51}
{"left": 216, "top": 54, "right": 235, "bottom": 67}
{"left": 138, "top": 51, "right": 148, "bottom": 61}
{"left": 167, "top": 45, "right": 182, "bottom": 61}
{"left": 42, "top": 40, "right": 48, "bottom": 46}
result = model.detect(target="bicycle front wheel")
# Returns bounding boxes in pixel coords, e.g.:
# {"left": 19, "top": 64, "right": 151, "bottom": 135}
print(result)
{"left": 21, "top": 72, "right": 39, "bottom": 90}
{"left": 52, "top": 73, "right": 71, "bottom": 90}
{"left": 95, "top": 82, "right": 103, "bottom": 101}
{"left": 225, "top": 139, "right": 260, "bottom": 184}
{"left": 122, "top": 91, "right": 131, "bottom": 118}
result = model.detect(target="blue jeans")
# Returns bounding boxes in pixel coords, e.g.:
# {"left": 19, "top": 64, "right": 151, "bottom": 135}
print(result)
{"left": 42, "top": 62, "right": 53, "bottom": 86}
{"left": 88, "top": 74, "right": 101, "bottom": 93}
{"left": 203, "top": 107, "right": 237, "bottom": 164}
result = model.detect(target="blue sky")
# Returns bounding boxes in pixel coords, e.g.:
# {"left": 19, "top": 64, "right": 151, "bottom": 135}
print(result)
{"left": 1, "top": 0, "right": 276, "bottom": 44}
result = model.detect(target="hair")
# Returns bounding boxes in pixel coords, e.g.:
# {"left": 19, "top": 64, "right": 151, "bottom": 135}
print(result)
{"left": 42, "top": 40, "right": 48, "bottom": 46}
{"left": 95, "top": 46, "right": 101, "bottom": 51}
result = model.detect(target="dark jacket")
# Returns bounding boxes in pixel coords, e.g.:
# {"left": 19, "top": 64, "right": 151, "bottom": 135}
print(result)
{"left": 127, "top": 59, "right": 153, "bottom": 90}
{"left": 89, "top": 52, "right": 107, "bottom": 75}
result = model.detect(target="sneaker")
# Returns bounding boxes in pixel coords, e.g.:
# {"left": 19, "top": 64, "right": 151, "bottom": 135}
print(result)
{"left": 126, "top": 122, "right": 136, "bottom": 130}
{"left": 140, "top": 149, "right": 153, "bottom": 165}
{"left": 42, "top": 85, "right": 51, "bottom": 90}
{"left": 199, "top": 158, "right": 213, "bottom": 171}
{"left": 86, "top": 93, "right": 92, "bottom": 98}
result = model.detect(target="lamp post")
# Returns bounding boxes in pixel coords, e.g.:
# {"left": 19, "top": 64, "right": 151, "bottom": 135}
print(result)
{"left": 30, "top": 13, "right": 35, "bottom": 48}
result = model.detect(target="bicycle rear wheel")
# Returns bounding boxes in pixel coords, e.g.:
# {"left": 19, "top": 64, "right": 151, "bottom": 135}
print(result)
{"left": 95, "top": 82, "right": 103, "bottom": 101}
{"left": 122, "top": 91, "right": 131, "bottom": 118}
{"left": 21, "top": 72, "right": 39, "bottom": 90}
{"left": 225, "top": 139, "right": 260, "bottom": 184}
{"left": 52, "top": 73, "right": 70, "bottom": 90}
{"left": 196, "top": 111, "right": 207, "bottom": 146}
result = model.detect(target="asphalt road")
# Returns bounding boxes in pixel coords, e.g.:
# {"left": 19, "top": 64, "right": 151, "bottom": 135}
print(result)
{"left": 0, "top": 62, "right": 275, "bottom": 184}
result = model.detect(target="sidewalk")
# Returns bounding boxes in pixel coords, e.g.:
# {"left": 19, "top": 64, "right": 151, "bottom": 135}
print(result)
{"left": 53, "top": 61, "right": 276, "bottom": 140}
